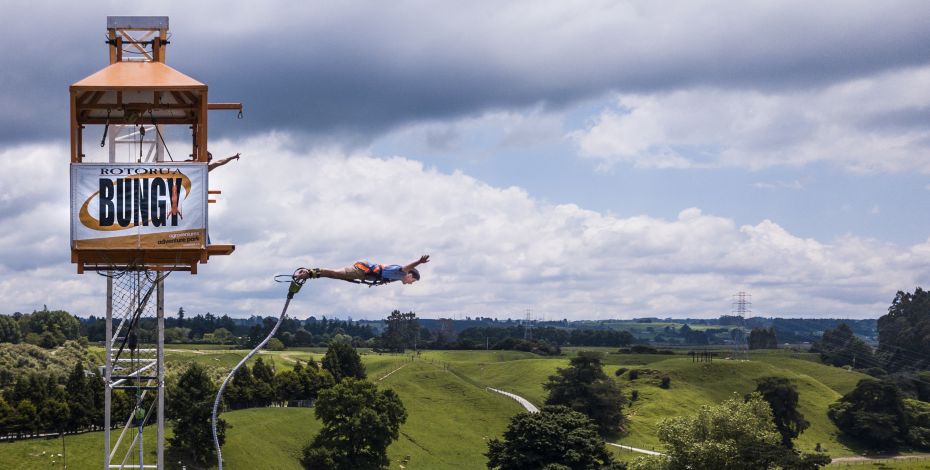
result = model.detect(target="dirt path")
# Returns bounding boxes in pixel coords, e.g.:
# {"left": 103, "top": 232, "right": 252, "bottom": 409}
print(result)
{"left": 486, "top": 387, "right": 539, "bottom": 413}
{"left": 831, "top": 453, "right": 930, "bottom": 463}
{"left": 378, "top": 364, "right": 409, "bottom": 381}
{"left": 485, "top": 387, "right": 662, "bottom": 457}
{"left": 606, "top": 442, "right": 663, "bottom": 456}
{"left": 165, "top": 348, "right": 205, "bottom": 354}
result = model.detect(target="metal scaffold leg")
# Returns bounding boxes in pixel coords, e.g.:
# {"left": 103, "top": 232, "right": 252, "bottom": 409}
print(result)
{"left": 103, "top": 269, "right": 166, "bottom": 470}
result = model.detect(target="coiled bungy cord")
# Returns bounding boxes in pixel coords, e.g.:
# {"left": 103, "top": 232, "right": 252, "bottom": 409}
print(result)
{"left": 212, "top": 269, "right": 307, "bottom": 470}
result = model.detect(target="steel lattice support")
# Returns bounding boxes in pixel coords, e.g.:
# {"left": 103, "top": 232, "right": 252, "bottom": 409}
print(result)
{"left": 103, "top": 271, "right": 165, "bottom": 470}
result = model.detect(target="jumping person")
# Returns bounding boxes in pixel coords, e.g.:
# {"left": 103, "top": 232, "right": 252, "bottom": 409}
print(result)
{"left": 207, "top": 152, "right": 240, "bottom": 171}
{"left": 185, "top": 152, "right": 241, "bottom": 171}
{"left": 172, "top": 153, "right": 240, "bottom": 227}
{"left": 297, "top": 254, "right": 430, "bottom": 285}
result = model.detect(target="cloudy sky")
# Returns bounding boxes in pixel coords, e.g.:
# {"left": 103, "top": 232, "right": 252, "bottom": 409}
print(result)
{"left": 3, "top": 1, "right": 930, "bottom": 320}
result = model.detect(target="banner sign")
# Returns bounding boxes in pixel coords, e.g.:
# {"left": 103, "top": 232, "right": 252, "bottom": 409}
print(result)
{"left": 70, "top": 163, "right": 208, "bottom": 250}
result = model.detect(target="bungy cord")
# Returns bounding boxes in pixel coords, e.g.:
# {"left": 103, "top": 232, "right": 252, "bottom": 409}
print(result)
{"left": 212, "top": 272, "right": 306, "bottom": 469}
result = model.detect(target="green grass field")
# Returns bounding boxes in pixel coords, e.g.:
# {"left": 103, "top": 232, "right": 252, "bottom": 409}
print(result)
{"left": 0, "top": 347, "right": 920, "bottom": 469}
{"left": 423, "top": 349, "right": 871, "bottom": 456}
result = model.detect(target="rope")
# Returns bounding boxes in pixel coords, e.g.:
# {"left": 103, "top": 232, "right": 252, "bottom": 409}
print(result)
{"left": 149, "top": 111, "right": 174, "bottom": 161}
{"left": 212, "top": 276, "right": 304, "bottom": 469}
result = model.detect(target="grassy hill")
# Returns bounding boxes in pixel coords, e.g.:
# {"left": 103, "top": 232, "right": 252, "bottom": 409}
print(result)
{"left": 416, "top": 348, "right": 870, "bottom": 457}
{"left": 0, "top": 347, "right": 910, "bottom": 469}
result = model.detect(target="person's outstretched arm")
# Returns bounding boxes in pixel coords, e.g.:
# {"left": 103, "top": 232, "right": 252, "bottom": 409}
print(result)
{"left": 403, "top": 254, "right": 430, "bottom": 273}
{"left": 208, "top": 153, "right": 241, "bottom": 171}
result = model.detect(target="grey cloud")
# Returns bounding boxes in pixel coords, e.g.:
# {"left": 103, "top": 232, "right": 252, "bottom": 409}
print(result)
{"left": 4, "top": 1, "right": 930, "bottom": 145}
{"left": 860, "top": 106, "right": 930, "bottom": 131}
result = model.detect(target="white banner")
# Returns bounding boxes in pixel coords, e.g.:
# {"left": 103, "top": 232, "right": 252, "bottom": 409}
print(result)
{"left": 70, "top": 163, "right": 208, "bottom": 250}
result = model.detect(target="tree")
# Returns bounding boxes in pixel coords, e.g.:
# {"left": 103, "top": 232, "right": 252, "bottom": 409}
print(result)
{"left": 14, "top": 399, "right": 38, "bottom": 438}
{"left": 877, "top": 288, "right": 930, "bottom": 372}
{"left": 275, "top": 370, "right": 303, "bottom": 406}
{"left": 19, "top": 309, "right": 80, "bottom": 347}
{"left": 224, "top": 363, "right": 255, "bottom": 409}
{"left": 486, "top": 405, "right": 618, "bottom": 470}
{"left": 212, "top": 327, "right": 234, "bottom": 344}
{"left": 177, "top": 306, "right": 185, "bottom": 328}
{"left": 748, "top": 327, "right": 778, "bottom": 350}
{"left": 65, "top": 362, "right": 95, "bottom": 432}
{"left": 379, "top": 310, "right": 418, "bottom": 352}
{"left": 752, "top": 377, "right": 809, "bottom": 448}
{"left": 905, "top": 398, "right": 930, "bottom": 449}
{"left": 167, "top": 363, "right": 225, "bottom": 465}
{"left": 251, "top": 357, "right": 276, "bottom": 407}
{"left": 295, "top": 361, "right": 334, "bottom": 402}
{"left": 828, "top": 379, "right": 909, "bottom": 449}
{"left": 543, "top": 351, "right": 625, "bottom": 436}
{"left": 322, "top": 340, "right": 366, "bottom": 382}
{"left": 812, "top": 323, "right": 874, "bottom": 368}
{"left": 630, "top": 394, "right": 830, "bottom": 470}
{"left": 38, "top": 398, "right": 69, "bottom": 436}
{"left": 294, "top": 328, "right": 313, "bottom": 346}
{"left": 0, "top": 397, "right": 14, "bottom": 436}
{"left": 164, "top": 327, "right": 190, "bottom": 344}
{"left": 0, "top": 315, "right": 22, "bottom": 343}
{"left": 88, "top": 369, "right": 105, "bottom": 429}
{"left": 301, "top": 379, "right": 407, "bottom": 470}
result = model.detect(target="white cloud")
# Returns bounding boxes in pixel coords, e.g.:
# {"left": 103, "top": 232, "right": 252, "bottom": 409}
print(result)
{"left": 570, "top": 66, "right": 930, "bottom": 173}
{"left": 0, "top": 137, "right": 926, "bottom": 320}
{"left": 753, "top": 180, "right": 804, "bottom": 190}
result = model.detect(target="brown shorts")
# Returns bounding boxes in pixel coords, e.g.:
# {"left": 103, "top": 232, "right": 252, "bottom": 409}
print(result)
{"left": 340, "top": 260, "right": 370, "bottom": 280}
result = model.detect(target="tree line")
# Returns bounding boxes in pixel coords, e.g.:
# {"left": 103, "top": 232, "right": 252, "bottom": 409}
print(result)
{"left": 161, "top": 339, "right": 406, "bottom": 468}
{"left": 806, "top": 287, "right": 930, "bottom": 453}
{"left": 0, "top": 308, "right": 81, "bottom": 348}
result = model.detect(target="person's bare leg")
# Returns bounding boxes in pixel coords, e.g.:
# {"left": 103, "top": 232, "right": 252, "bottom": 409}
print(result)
{"left": 318, "top": 268, "right": 355, "bottom": 281}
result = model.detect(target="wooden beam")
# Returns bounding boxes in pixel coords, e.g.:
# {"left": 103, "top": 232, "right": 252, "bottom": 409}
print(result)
{"left": 88, "top": 91, "right": 106, "bottom": 106}
{"left": 70, "top": 90, "right": 78, "bottom": 162}
{"left": 119, "top": 30, "right": 153, "bottom": 61}
{"left": 109, "top": 30, "right": 117, "bottom": 64}
{"left": 207, "top": 103, "right": 243, "bottom": 110}
{"left": 198, "top": 90, "right": 208, "bottom": 162}
{"left": 77, "top": 103, "right": 198, "bottom": 111}
{"left": 151, "top": 39, "right": 159, "bottom": 63}
{"left": 77, "top": 91, "right": 101, "bottom": 106}
{"left": 77, "top": 122, "right": 83, "bottom": 160}
{"left": 77, "top": 117, "right": 197, "bottom": 125}
{"left": 182, "top": 91, "right": 199, "bottom": 104}
{"left": 207, "top": 244, "right": 236, "bottom": 256}
{"left": 158, "top": 28, "right": 167, "bottom": 63}
{"left": 170, "top": 91, "right": 189, "bottom": 105}
{"left": 78, "top": 92, "right": 105, "bottom": 120}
